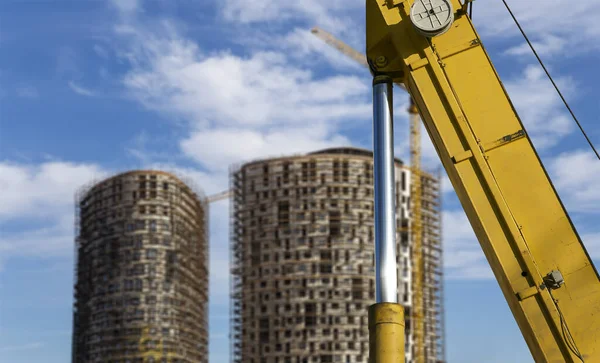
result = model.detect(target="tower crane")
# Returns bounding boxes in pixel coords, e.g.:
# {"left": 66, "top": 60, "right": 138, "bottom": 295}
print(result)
{"left": 206, "top": 189, "right": 232, "bottom": 203}
{"left": 311, "top": 27, "right": 427, "bottom": 363}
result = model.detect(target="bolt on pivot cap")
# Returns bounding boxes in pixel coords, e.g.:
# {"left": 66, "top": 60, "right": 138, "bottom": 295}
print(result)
{"left": 375, "top": 56, "right": 388, "bottom": 68}
{"left": 410, "top": 0, "right": 454, "bottom": 37}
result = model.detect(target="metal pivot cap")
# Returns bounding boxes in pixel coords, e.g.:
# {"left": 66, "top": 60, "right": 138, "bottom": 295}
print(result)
{"left": 410, "top": 0, "right": 454, "bottom": 37}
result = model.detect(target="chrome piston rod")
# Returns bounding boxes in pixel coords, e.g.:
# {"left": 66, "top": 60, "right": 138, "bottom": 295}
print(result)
{"left": 372, "top": 75, "right": 398, "bottom": 304}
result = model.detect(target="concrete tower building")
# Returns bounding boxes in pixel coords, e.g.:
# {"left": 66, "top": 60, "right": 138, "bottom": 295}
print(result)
{"left": 230, "top": 147, "right": 444, "bottom": 363}
{"left": 72, "top": 170, "right": 209, "bottom": 363}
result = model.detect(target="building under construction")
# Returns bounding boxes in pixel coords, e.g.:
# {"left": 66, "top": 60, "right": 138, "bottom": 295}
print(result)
{"left": 72, "top": 170, "right": 209, "bottom": 363}
{"left": 230, "top": 147, "right": 444, "bottom": 363}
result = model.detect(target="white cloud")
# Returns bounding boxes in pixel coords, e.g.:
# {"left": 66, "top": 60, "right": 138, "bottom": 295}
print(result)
{"left": 440, "top": 173, "right": 454, "bottom": 195}
{"left": 446, "top": 265, "right": 494, "bottom": 280}
{"left": 442, "top": 209, "right": 492, "bottom": 279}
{"left": 126, "top": 131, "right": 154, "bottom": 164}
{"left": 110, "top": 0, "right": 140, "bottom": 14}
{"left": 504, "top": 34, "right": 567, "bottom": 57}
{"left": 504, "top": 65, "right": 574, "bottom": 149}
{"left": 549, "top": 150, "right": 600, "bottom": 213}
{"left": 117, "top": 21, "right": 370, "bottom": 175}
{"left": 444, "top": 250, "right": 484, "bottom": 269}
{"left": 220, "top": 0, "right": 361, "bottom": 32}
{"left": 0, "top": 215, "right": 74, "bottom": 257}
{"left": 16, "top": 85, "right": 39, "bottom": 98}
{"left": 581, "top": 232, "right": 600, "bottom": 259}
{"left": 473, "top": 0, "right": 600, "bottom": 56}
{"left": 122, "top": 47, "right": 370, "bottom": 128}
{"left": 180, "top": 125, "right": 351, "bottom": 172}
{"left": 0, "top": 161, "right": 107, "bottom": 219}
{"left": 125, "top": 132, "right": 191, "bottom": 167}
{"left": 0, "top": 161, "right": 107, "bottom": 265}
{"left": 68, "top": 81, "right": 96, "bottom": 97}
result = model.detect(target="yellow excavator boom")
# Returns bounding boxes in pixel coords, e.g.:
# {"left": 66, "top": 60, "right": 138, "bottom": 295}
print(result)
{"left": 366, "top": 0, "right": 600, "bottom": 362}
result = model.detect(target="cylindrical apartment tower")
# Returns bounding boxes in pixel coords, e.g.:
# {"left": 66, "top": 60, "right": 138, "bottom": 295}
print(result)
{"left": 230, "top": 147, "right": 428, "bottom": 363}
{"left": 72, "top": 170, "right": 208, "bottom": 363}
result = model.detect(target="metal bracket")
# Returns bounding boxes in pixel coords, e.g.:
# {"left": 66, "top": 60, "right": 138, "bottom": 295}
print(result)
{"left": 459, "top": 0, "right": 475, "bottom": 15}
{"left": 451, "top": 150, "right": 473, "bottom": 164}
{"left": 540, "top": 270, "right": 565, "bottom": 290}
{"left": 482, "top": 130, "right": 526, "bottom": 153}
{"left": 408, "top": 57, "right": 429, "bottom": 71}
{"left": 517, "top": 286, "right": 539, "bottom": 301}
{"left": 389, "top": 0, "right": 409, "bottom": 7}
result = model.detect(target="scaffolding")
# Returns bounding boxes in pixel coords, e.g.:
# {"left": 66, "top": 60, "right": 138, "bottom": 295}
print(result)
{"left": 71, "top": 170, "right": 209, "bottom": 363}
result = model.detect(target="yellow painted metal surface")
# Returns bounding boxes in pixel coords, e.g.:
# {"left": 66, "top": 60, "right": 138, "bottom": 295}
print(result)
{"left": 369, "top": 303, "right": 406, "bottom": 363}
{"left": 366, "top": 1, "right": 600, "bottom": 362}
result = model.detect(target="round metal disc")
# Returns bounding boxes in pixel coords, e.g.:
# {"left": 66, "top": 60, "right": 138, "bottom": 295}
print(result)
{"left": 410, "top": 0, "right": 454, "bottom": 37}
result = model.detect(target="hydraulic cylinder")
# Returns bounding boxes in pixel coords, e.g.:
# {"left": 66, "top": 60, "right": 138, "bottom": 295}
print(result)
{"left": 370, "top": 75, "right": 405, "bottom": 362}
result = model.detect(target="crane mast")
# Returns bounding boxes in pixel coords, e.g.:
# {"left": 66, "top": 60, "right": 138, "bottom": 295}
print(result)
{"left": 365, "top": 0, "right": 600, "bottom": 362}
{"left": 408, "top": 99, "right": 425, "bottom": 363}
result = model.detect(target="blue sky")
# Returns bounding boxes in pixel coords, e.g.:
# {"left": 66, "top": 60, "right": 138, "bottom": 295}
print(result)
{"left": 1, "top": 0, "right": 599, "bottom": 362}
